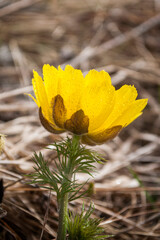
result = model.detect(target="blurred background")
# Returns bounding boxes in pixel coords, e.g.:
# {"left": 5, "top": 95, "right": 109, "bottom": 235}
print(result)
{"left": 0, "top": 0, "right": 160, "bottom": 239}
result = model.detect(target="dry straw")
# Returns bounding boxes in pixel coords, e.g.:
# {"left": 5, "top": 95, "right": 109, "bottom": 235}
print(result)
{"left": 0, "top": 0, "right": 160, "bottom": 239}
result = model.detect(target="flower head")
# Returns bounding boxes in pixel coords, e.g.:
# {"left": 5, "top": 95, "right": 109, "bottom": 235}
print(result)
{"left": 29, "top": 65, "right": 147, "bottom": 145}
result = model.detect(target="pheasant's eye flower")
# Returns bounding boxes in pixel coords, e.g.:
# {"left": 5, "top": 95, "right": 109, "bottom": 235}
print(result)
{"left": 29, "top": 65, "right": 147, "bottom": 145}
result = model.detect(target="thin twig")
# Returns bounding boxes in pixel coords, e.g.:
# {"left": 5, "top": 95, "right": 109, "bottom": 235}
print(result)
{"left": 0, "top": 0, "right": 41, "bottom": 18}
{"left": 64, "top": 13, "right": 160, "bottom": 67}
{"left": 40, "top": 190, "right": 51, "bottom": 240}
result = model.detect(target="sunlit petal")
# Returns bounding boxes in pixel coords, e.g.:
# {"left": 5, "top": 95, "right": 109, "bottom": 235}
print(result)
{"left": 81, "top": 70, "right": 115, "bottom": 132}
{"left": 111, "top": 99, "right": 148, "bottom": 127}
{"left": 57, "top": 65, "right": 84, "bottom": 120}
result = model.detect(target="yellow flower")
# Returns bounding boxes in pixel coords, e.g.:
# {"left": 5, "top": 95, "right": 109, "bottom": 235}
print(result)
{"left": 29, "top": 65, "right": 148, "bottom": 145}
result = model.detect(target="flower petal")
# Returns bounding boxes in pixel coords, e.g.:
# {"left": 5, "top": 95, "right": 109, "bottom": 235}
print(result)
{"left": 91, "top": 85, "right": 138, "bottom": 133}
{"left": 32, "top": 70, "right": 51, "bottom": 121}
{"left": 64, "top": 110, "right": 89, "bottom": 135}
{"left": 81, "top": 135, "right": 96, "bottom": 146}
{"left": 43, "top": 64, "right": 59, "bottom": 104}
{"left": 39, "top": 108, "right": 64, "bottom": 133}
{"left": 81, "top": 70, "right": 115, "bottom": 132}
{"left": 111, "top": 99, "right": 148, "bottom": 127}
{"left": 27, "top": 93, "right": 39, "bottom": 106}
{"left": 87, "top": 125, "right": 122, "bottom": 144}
{"left": 57, "top": 65, "right": 85, "bottom": 119}
{"left": 53, "top": 94, "right": 67, "bottom": 129}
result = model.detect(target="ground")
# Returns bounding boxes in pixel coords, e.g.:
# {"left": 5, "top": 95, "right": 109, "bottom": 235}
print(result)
{"left": 0, "top": 0, "right": 160, "bottom": 239}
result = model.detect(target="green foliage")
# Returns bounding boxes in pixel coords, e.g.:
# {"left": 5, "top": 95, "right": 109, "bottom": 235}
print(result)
{"left": 51, "top": 136, "right": 103, "bottom": 176}
{"left": 67, "top": 203, "right": 112, "bottom": 240}
{"left": 29, "top": 136, "right": 104, "bottom": 202}
{"left": 29, "top": 152, "right": 60, "bottom": 192}
{"left": 28, "top": 136, "right": 111, "bottom": 239}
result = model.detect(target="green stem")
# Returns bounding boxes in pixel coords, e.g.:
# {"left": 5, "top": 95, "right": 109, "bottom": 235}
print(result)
{"left": 57, "top": 192, "right": 69, "bottom": 240}
{"left": 57, "top": 135, "right": 80, "bottom": 240}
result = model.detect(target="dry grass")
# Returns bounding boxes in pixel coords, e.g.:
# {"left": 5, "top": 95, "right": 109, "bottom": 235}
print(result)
{"left": 0, "top": 0, "right": 160, "bottom": 239}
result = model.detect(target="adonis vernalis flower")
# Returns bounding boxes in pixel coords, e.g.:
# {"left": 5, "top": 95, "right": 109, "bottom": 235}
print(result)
{"left": 29, "top": 65, "right": 147, "bottom": 145}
